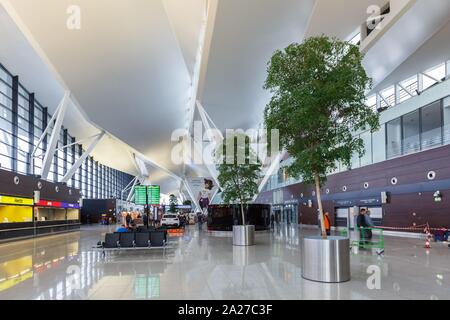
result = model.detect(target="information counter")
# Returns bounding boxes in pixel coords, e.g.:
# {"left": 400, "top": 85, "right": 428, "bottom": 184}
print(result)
{"left": 0, "top": 195, "right": 81, "bottom": 242}
{"left": 35, "top": 200, "right": 81, "bottom": 237}
{"left": 0, "top": 195, "right": 34, "bottom": 241}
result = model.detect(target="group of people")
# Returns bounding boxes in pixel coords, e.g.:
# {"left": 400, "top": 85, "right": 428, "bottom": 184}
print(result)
{"left": 323, "top": 208, "right": 374, "bottom": 240}
{"left": 356, "top": 208, "right": 374, "bottom": 242}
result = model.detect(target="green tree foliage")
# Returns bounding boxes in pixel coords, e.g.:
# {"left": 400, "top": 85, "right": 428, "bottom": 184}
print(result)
{"left": 264, "top": 36, "right": 379, "bottom": 238}
{"left": 217, "top": 133, "right": 262, "bottom": 225}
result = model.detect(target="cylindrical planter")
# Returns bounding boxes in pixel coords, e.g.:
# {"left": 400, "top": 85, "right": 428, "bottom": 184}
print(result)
{"left": 233, "top": 225, "right": 255, "bottom": 246}
{"left": 301, "top": 236, "right": 350, "bottom": 283}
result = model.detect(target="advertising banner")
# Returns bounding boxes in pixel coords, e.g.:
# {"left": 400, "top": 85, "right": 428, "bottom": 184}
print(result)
{"left": 186, "top": 178, "right": 219, "bottom": 214}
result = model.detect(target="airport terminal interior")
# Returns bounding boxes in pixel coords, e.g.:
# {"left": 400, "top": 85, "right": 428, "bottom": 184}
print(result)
{"left": 0, "top": 0, "right": 450, "bottom": 301}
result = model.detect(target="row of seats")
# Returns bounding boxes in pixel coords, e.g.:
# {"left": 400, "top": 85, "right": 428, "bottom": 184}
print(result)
{"left": 102, "top": 231, "right": 166, "bottom": 249}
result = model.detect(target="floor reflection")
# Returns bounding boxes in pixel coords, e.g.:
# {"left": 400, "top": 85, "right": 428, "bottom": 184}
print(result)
{"left": 0, "top": 224, "right": 449, "bottom": 300}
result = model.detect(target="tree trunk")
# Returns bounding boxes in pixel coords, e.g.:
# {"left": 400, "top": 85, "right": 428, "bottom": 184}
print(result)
{"left": 314, "top": 173, "right": 327, "bottom": 239}
{"left": 240, "top": 200, "right": 246, "bottom": 226}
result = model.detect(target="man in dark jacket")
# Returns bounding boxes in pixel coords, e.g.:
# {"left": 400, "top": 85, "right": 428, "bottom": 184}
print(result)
{"left": 357, "top": 208, "right": 372, "bottom": 245}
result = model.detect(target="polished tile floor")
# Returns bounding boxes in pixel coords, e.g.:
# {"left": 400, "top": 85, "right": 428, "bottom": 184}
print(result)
{"left": 0, "top": 224, "right": 449, "bottom": 300}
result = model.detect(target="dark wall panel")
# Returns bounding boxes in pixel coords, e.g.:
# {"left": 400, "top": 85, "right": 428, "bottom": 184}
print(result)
{"left": 257, "top": 144, "right": 450, "bottom": 230}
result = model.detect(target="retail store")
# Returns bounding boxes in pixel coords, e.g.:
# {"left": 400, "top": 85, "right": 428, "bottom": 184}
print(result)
{"left": 0, "top": 169, "right": 81, "bottom": 242}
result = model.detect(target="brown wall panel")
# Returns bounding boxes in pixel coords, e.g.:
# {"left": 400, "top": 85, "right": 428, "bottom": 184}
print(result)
{"left": 257, "top": 144, "right": 450, "bottom": 230}
{"left": 0, "top": 169, "right": 81, "bottom": 203}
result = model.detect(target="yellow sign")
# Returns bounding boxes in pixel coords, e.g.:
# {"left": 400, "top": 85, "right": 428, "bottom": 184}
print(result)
{"left": 0, "top": 195, "right": 33, "bottom": 206}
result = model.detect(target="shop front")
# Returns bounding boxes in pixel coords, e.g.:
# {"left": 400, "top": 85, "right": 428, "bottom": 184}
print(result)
{"left": 35, "top": 200, "right": 81, "bottom": 235}
{"left": 0, "top": 169, "right": 82, "bottom": 242}
{"left": 0, "top": 195, "right": 34, "bottom": 241}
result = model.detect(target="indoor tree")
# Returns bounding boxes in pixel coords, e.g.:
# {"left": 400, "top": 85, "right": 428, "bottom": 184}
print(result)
{"left": 217, "top": 133, "right": 262, "bottom": 225}
{"left": 264, "top": 36, "right": 379, "bottom": 239}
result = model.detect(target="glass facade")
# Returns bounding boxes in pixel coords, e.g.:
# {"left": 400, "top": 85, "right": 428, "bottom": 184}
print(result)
{"left": 263, "top": 95, "right": 450, "bottom": 192}
{"left": 0, "top": 63, "right": 134, "bottom": 200}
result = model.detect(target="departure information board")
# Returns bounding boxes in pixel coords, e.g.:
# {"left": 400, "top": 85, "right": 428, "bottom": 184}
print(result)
{"left": 134, "top": 186, "right": 148, "bottom": 205}
{"left": 147, "top": 185, "right": 160, "bottom": 205}
{"left": 134, "top": 185, "right": 160, "bottom": 205}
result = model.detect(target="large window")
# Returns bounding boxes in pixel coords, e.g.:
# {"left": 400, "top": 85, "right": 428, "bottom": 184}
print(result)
{"left": 360, "top": 131, "right": 372, "bottom": 166}
{"left": 421, "top": 101, "right": 442, "bottom": 150}
{"left": 444, "top": 96, "right": 450, "bottom": 144}
{"left": 386, "top": 118, "right": 402, "bottom": 159}
{"left": 385, "top": 98, "right": 446, "bottom": 160}
{"left": 402, "top": 110, "right": 420, "bottom": 155}
{"left": 0, "top": 62, "right": 135, "bottom": 200}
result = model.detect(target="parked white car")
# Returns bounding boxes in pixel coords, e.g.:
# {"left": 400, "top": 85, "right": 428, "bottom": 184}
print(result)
{"left": 161, "top": 214, "right": 180, "bottom": 227}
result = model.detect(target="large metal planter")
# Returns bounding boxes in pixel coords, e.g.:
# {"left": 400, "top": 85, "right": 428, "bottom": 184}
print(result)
{"left": 233, "top": 225, "right": 255, "bottom": 246}
{"left": 301, "top": 236, "right": 350, "bottom": 283}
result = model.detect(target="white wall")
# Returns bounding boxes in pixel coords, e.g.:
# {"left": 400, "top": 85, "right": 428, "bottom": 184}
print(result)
{"left": 373, "top": 19, "right": 450, "bottom": 92}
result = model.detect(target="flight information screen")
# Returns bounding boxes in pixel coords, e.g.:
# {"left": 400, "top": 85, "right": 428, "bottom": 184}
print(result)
{"left": 148, "top": 185, "right": 160, "bottom": 205}
{"left": 134, "top": 185, "right": 160, "bottom": 205}
{"left": 134, "top": 186, "right": 148, "bottom": 205}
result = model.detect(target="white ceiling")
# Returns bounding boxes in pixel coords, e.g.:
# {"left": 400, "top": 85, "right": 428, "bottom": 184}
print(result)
{"left": 366, "top": 0, "right": 450, "bottom": 91}
{"left": 201, "top": 0, "right": 316, "bottom": 131}
{"left": 305, "top": 0, "right": 387, "bottom": 39}
{"left": 1, "top": 0, "right": 449, "bottom": 195}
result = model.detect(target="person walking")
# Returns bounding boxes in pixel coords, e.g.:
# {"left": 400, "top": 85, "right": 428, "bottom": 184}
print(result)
{"left": 125, "top": 212, "right": 132, "bottom": 227}
{"left": 357, "top": 208, "right": 372, "bottom": 246}
{"left": 324, "top": 212, "right": 331, "bottom": 236}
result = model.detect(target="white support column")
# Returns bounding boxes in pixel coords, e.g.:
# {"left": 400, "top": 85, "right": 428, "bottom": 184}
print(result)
{"left": 31, "top": 101, "right": 62, "bottom": 160}
{"left": 41, "top": 91, "right": 70, "bottom": 179}
{"left": 183, "top": 179, "right": 202, "bottom": 213}
{"left": 61, "top": 131, "right": 105, "bottom": 183}
{"left": 195, "top": 101, "right": 223, "bottom": 189}
{"left": 126, "top": 176, "right": 139, "bottom": 202}
{"left": 133, "top": 154, "right": 149, "bottom": 178}
{"left": 121, "top": 176, "right": 137, "bottom": 201}
{"left": 252, "top": 150, "right": 286, "bottom": 201}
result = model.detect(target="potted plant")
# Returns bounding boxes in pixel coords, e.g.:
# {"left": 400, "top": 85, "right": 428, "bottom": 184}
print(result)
{"left": 264, "top": 36, "right": 379, "bottom": 282}
{"left": 216, "top": 133, "right": 262, "bottom": 246}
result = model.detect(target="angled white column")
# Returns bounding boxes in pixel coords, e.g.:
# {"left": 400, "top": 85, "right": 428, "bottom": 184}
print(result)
{"left": 41, "top": 91, "right": 70, "bottom": 179}
{"left": 133, "top": 154, "right": 149, "bottom": 178}
{"left": 183, "top": 179, "right": 202, "bottom": 213}
{"left": 252, "top": 150, "right": 287, "bottom": 201}
{"left": 121, "top": 176, "right": 137, "bottom": 201}
{"left": 126, "top": 176, "right": 140, "bottom": 202}
{"left": 61, "top": 131, "right": 105, "bottom": 183}
{"left": 194, "top": 101, "right": 223, "bottom": 189}
{"left": 31, "top": 101, "right": 62, "bottom": 160}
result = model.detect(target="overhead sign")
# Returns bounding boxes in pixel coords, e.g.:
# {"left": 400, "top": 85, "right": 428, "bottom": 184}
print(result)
{"left": 148, "top": 186, "right": 160, "bottom": 205}
{"left": 0, "top": 195, "right": 33, "bottom": 206}
{"left": 134, "top": 186, "right": 148, "bottom": 205}
{"left": 36, "top": 200, "right": 80, "bottom": 209}
{"left": 134, "top": 185, "right": 160, "bottom": 205}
